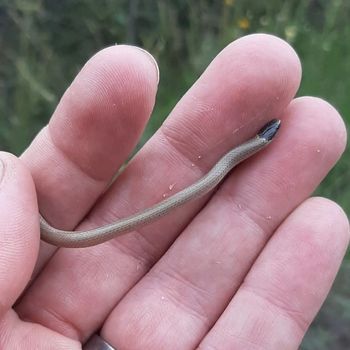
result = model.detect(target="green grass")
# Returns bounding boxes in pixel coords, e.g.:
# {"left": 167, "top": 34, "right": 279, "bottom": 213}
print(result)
{"left": 1, "top": 0, "right": 349, "bottom": 211}
{"left": 0, "top": 1, "right": 349, "bottom": 348}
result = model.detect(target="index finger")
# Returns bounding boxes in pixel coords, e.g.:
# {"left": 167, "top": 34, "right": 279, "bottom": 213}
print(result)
{"left": 21, "top": 45, "right": 159, "bottom": 273}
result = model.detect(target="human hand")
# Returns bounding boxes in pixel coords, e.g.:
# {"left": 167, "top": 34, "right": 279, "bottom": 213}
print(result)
{"left": 1, "top": 34, "right": 348, "bottom": 349}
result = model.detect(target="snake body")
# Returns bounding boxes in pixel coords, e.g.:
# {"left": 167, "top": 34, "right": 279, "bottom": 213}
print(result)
{"left": 40, "top": 119, "right": 281, "bottom": 248}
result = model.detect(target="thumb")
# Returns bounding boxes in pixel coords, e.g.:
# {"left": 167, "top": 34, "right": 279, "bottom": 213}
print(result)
{"left": 0, "top": 152, "right": 39, "bottom": 318}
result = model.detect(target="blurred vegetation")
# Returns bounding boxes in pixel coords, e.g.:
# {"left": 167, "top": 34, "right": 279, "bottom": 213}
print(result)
{"left": 0, "top": 0, "right": 349, "bottom": 348}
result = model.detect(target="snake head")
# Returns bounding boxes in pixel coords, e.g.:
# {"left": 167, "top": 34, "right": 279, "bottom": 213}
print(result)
{"left": 258, "top": 119, "right": 281, "bottom": 141}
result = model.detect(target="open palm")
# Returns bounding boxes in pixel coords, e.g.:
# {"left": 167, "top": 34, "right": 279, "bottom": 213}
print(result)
{"left": 1, "top": 34, "right": 348, "bottom": 349}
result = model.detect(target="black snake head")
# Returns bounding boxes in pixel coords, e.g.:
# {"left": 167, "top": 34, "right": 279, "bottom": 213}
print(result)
{"left": 258, "top": 119, "right": 281, "bottom": 141}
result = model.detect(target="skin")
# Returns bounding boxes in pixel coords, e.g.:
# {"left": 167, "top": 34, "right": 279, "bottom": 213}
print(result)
{"left": 0, "top": 34, "right": 348, "bottom": 349}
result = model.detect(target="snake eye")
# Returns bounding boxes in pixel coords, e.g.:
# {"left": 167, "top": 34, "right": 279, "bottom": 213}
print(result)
{"left": 258, "top": 119, "right": 281, "bottom": 141}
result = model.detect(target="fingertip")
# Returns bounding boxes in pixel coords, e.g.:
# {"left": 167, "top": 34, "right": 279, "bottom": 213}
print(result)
{"left": 54, "top": 44, "right": 160, "bottom": 132}
{"left": 279, "top": 196, "right": 350, "bottom": 274}
{"left": 306, "top": 97, "right": 346, "bottom": 152}
{"left": 48, "top": 44, "right": 160, "bottom": 181}
{"left": 301, "top": 196, "right": 350, "bottom": 249}
{"left": 220, "top": 33, "right": 302, "bottom": 110}
{"left": 82, "top": 44, "right": 159, "bottom": 97}
{"left": 0, "top": 151, "right": 36, "bottom": 192}
{"left": 286, "top": 97, "right": 347, "bottom": 162}
{"left": 233, "top": 33, "right": 302, "bottom": 76}
{"left": 162, "top": 34, "right": 304, "bottom": 160}
{"left": 130, "top": 46, "right": 160, "bottom": 84}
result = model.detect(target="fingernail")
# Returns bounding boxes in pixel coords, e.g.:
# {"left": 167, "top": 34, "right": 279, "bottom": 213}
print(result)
{"left": 0, "top": 159, "right": 5, "bottom": 184}
{"left": 135, "top": 47, "right": 160, "bottom": 84}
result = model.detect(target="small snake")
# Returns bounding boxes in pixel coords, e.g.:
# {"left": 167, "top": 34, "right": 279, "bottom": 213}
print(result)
{"left": 40, "top": 119, "right": 281, "bottom": 248}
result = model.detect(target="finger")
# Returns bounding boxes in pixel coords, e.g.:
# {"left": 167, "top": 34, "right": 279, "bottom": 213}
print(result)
{"left": 198, "top": 197, "right": 349, "bottom": 350}
{"left": 0, "top": 153, "right": 79, "bottom": 349}
{"left": 99, "top": 97, "right": 347, "bottom": 349}
{"left": 21, "top": 45, "right": 159, "bottom": 272}
{"left": 0, "top": 152, "right": 39, "bottom": 315}
{"left": 16, "top": 34, "right": 301, "bottom": 341}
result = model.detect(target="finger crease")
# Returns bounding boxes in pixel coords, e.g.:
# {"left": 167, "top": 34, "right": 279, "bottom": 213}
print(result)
{"left": 152, "top": 266, "right": 213, "bottom": 325}
{"left": 47, "top": 125, "right": 109, "bottom": 184}
{"left": 106, "top": 230, "right": 158, "bottom": 268}
{"left": 159, "top": 127, "right": 211, "bottom": 175}
{"left": 221, "top": 192, "right": 269, "bottom": 241}
{"left": 23, "top": 302, "right": 83, "bottom": 341}
{"left": 241, "top": 285, "right": 309, "bottom": 334}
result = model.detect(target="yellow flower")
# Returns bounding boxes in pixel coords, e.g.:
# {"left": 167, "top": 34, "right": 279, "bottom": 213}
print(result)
{"left": 284, "top": 25, "right": 297, "bottom": 42}
{"left": 238, "top": 17, "right": 250, "bottom": 30}
{"left": 224, "top": 0, "right": 235, "bottom": 6}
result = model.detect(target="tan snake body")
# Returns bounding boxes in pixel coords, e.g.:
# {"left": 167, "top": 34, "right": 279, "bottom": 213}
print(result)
{"left": 40, "top": 119, "right": 281, "bottom": 248}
